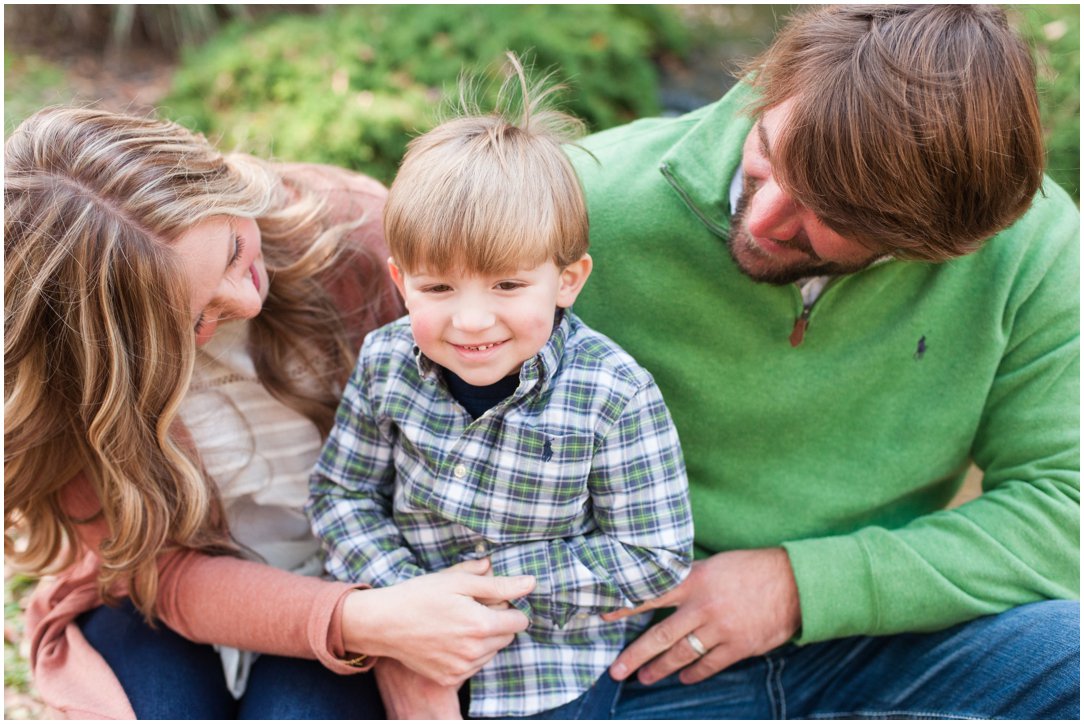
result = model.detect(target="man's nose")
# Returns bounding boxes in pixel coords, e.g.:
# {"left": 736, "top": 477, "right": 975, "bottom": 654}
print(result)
{"left": 746, "top": 179, "right": 803, "bottom": 241}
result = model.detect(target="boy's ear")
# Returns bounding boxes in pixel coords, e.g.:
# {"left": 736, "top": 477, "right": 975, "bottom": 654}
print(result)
{"left": 387, "top": 257, "right": 408, "bottom": 301}
{"left": 556, "top": 254, "right": 593, "bottom": 308}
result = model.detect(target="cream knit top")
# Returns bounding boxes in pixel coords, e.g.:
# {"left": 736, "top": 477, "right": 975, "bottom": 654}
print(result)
{"left": 178, "top": 319, "right": 327, "bottom": 696}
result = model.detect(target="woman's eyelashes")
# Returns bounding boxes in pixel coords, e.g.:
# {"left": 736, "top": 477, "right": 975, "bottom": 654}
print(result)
{"left": 228, "top": 233, "right": 246, "bottom": 268}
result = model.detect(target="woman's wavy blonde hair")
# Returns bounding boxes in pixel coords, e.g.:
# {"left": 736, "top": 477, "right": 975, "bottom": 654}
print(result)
{"left": 5, "top": 107, "right": 377, "bottom": 618}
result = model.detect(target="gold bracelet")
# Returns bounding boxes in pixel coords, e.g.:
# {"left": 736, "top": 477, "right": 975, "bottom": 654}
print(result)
{"left": 342, "top": 652, "right": 369, "bottom": 667}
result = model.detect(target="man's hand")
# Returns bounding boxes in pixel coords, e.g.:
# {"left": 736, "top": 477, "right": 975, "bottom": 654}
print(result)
{"left": 375, "top": 657, "right": 463, "bottom": 720}
{"left": 601, "top": 548, "right": 801, "bottom": 685}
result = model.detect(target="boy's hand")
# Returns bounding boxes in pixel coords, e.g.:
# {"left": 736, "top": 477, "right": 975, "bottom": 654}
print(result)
{"left": 375, "top": 657, "right": 464, "bottom": 720}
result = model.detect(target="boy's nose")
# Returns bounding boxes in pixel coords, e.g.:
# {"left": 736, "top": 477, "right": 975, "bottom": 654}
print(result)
{"left": 452, "top": 306, "right": 496, "bottom": 332}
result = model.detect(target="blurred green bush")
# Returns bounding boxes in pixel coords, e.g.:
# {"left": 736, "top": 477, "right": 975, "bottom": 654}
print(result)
{"left": 1012, "top": 4, "right": 1080, "bottom": 200}
{"left": 163, "top": 5, "right": 689, "bottom": 184}
{"left": 3, "top": 51, "right": 68, "bottom": 135}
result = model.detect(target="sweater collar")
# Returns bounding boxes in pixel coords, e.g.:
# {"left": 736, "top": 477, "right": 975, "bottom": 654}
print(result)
{"left": 658, "top": 82, "right": 758, "bottom": 239}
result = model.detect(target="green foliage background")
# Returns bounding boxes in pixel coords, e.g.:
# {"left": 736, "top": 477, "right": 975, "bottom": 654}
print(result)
{"left": 163, "top": 5, "right": 690, "bottom": 184}
{"left": 5, "top": 4, "right": 1079, "bottom": 197}
{"left": 1011, "top": 4, "right": 1081, "bottom": 200}
{"left": 156, "top": 4, "right": 1079, "bottom": 198}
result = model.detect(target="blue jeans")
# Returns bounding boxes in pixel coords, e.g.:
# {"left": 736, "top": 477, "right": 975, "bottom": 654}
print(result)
{"left": 77, "top": 599, "right": 385, "bottom": 719}
{"left": 517, "top": 671, "right": 621, "bottom": 719}
{"left": 611, "top": 601, "right": 1079, "bottom": 719}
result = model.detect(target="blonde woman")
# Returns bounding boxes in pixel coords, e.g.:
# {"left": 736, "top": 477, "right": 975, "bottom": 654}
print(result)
{"left": 4, "top": 107, "right": 535, "bottom": 719}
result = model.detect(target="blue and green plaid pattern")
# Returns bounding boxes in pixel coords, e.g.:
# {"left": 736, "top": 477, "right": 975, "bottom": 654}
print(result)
{"left": 308, "top": 311, "right": 693, "bottom": 717}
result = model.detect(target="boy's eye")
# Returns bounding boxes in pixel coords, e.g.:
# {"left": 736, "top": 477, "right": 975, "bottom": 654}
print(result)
{"left": 422, "top": 284, "right": 452, "bottom": 293}
{"left": 495, "top": 281, "right": 524, "bottom": 291}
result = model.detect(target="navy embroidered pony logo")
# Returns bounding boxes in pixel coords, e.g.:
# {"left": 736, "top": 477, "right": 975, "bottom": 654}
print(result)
{"left": 542, "top": 438, "right": 554, "bottom": 462}
{"left": 914, "top": 335, "right": 927, "bottom": 360}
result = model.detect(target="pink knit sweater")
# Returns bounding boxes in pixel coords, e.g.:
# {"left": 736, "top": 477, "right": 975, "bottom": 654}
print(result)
{"left": 24, "top": 164, "right": 403, "bottom": 719}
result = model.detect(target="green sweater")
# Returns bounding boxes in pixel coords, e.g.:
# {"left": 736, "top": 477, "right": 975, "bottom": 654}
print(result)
{"left": 570, "top": 83, "right": 1080, "bottom": 644}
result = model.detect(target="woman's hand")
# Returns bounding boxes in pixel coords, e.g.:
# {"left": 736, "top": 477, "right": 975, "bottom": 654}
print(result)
{"left": 341, "top": 558, "right": 534, "bottom": 685}
{"left": 375, "top": 657, "right": 463, "bottom": 720}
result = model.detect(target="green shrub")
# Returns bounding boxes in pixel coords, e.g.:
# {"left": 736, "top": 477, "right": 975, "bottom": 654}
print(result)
{"left": 163, "top": 5, "right": 689, "bottom": 184}
{"left": 3, "top": 51, "right": 68, "bottom": 135}
{"left": 1012, "top": 5, "right": 1080, "bottom": 201}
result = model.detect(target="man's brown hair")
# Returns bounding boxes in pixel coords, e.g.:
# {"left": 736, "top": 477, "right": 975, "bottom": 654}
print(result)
{"left": 744, "top": 4, "right": 1044, "bottom": 261}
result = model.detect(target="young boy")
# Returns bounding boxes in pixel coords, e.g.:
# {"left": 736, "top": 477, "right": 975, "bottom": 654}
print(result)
{"left": 308, "top": 56, "right": 693, "bottom": 719}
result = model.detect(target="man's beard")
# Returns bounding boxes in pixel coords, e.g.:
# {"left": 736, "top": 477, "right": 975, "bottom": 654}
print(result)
{"left": 726, "top": 178, "right": 877, "bottom": 285}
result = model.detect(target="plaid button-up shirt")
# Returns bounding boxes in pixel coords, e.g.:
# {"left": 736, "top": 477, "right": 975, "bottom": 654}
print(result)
{"left": 308, "top": 311, "right": 693, "bottom": 717}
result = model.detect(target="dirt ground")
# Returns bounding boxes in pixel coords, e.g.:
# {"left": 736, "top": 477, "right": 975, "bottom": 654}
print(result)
{"left": 15, "top": 44, "right": 176, "bottom": 115}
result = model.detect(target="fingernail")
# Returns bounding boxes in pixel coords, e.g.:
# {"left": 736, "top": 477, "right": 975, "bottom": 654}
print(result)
{"left": 611, "top": 662, "right": 627, "bottom": 680}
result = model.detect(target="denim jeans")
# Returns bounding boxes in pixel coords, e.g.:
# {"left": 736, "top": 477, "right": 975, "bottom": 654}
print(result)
{"left": 611, "top": 601, "right": 1079, "bottom": 719}
{"left": 77, "top": 599, "right": 385, "bottom": 719}
{"left": 515, "top": 671, "right": 622, "bottom": 720}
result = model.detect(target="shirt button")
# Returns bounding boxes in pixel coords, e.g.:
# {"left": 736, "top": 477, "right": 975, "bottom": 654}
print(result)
{"left": 474, "top": 542, "right": 488, "bottom": 555}
{"left": 576, "top": 612, "right": 590, "bottom": 620}
{"left": 453, "top": 464, "right": 467, "bottom": 478}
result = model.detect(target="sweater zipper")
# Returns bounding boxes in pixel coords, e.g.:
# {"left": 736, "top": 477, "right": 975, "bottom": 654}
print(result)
{"left": 659, "top": 162, "right": 732, "bottom": 237}
{"left": 661, "top": 161, "right": 874, "bottom": 348}
{"left": 790, "top": 302, "right": 813, "bottom": 347}
{"left": 663, "top": 158, "right": 818, "bottom": 347}
{"left": 790, "top": 278, "right": 836, "bottom": 348}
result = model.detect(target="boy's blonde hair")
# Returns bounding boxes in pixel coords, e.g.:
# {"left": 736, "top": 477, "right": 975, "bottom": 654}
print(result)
{"left": 386, "top": 53, "right": 588, "bottom": 274}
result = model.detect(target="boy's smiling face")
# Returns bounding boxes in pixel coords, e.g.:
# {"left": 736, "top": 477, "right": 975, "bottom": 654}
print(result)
{"left": 389, "top": 256, "right": 592, "bottom": 386}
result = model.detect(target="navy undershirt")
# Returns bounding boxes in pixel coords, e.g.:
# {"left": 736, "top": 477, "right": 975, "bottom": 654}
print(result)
{"left": 442, "top": 368, "right": 520, "bottom": 420}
